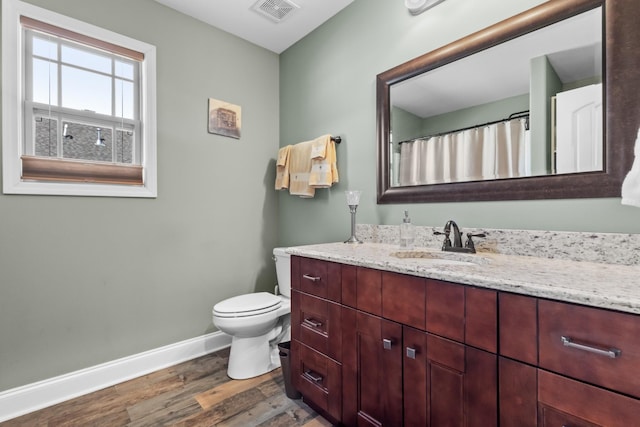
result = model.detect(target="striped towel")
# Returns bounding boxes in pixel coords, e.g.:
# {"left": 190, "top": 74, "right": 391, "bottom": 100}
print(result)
{"left": 274, "top": 145, "right": 291, "bottom": 190}
{"left": 288, "top": 140, "right": 315, "bottom": 198}
{"left": 309, "top": 135, "right": 339, "bottom": 188}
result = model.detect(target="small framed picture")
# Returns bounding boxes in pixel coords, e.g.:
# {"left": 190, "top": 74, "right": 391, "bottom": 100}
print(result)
{"left": 208, "top": 98, "right": 241, "bottom": 139}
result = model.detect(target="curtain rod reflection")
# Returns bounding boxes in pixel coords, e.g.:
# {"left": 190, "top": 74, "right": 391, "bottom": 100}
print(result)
{"left": 397, "top": 110, "right": 530, "bottom": 145}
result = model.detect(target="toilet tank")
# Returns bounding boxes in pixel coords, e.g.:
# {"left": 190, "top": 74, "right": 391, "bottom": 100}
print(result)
{"left": 273, "top": 247, "right": 291, "bottom": 297}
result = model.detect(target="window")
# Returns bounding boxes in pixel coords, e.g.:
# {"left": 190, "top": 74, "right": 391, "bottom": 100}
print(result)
{"left": 2, "top": 0, "right": 157, "bottom": 197}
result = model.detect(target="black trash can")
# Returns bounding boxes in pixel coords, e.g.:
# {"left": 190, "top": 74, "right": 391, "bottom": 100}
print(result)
{"left": 278, "top": 341, "right": 302, "bottom": 399}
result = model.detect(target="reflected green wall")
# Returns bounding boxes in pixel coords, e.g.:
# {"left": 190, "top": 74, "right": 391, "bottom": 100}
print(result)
{"left": 279, "top": 0, "right": 640, "bottom": 248}
{"left": 421, "top": 93, "right": 529, "bottom": 136}
{"left": 530, "top": 55, "right": 562, "bottom": 175}
{"left": 0, "top": 0, "right": 279, "bottom": 391}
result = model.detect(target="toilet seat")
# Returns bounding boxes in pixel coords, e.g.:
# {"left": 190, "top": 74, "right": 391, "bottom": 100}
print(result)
{"left": 213, "top": 292, "right": 282, "bottom": 318}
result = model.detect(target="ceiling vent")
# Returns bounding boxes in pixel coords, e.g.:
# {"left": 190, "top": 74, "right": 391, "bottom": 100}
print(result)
{"left": 251, "top": 0, "right": 300, "bottom": 23}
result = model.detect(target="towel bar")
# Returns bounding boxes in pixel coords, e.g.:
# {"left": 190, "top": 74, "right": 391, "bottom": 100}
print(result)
{"left": 331, "top": 136, "right": 342, "bottom": 144}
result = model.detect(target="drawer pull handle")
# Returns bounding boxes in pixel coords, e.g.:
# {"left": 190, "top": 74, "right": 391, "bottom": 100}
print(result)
{"left": 303, "top": 370, "right": 323, "bottom": 383}
{"left": 561, "top": 336, "right": 621, "bottom": 359}
{"left": 302, "top": 274, "right": 321, "bottom": 282}
{"left": 383, "top": 338, "right": 393, "bottom": 350}
{"left": 302, "top": 318, "right": 322, "bottom": 328}
{"left": 406, "top": 347, "right": 417, "bottom": 359}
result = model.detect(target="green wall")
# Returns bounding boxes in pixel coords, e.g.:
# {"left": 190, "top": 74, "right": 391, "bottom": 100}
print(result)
{"left": 279, "top": 0, "right": 640, "bottom": 248}
{"left": 0, "top": 0, "right": 279, "bottom": 391}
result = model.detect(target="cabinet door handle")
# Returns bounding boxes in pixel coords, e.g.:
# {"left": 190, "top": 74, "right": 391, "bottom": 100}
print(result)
{"left": 302, "top": 274, "right": 321, "bottom": 282}
{"left": 303, "top": 370, "right": 323, "bottom": 383}
{"left": 383, "top": 338, "right": 393, "bottom": 350}
{"left": 406, "top": 347, "right": 417, "bottom": 359}
{"left": 302, "top": 318, "right": 322, "bottom": 328}
{"left": 561, "top": 336, "right": 621, "bottom": 359}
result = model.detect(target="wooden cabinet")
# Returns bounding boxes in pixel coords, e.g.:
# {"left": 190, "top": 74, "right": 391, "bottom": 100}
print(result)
{"left": 290, "top": 340, "right": 342, "bottom": 421}
{"left": 403, "top": 326, "right": 497, "bottom": 427}
{"left": 291, "top": 255, "right": 640, "bottom": 427}
{"left": 538, "top": 369, "right": 640, "bottom": 426}
{"left": 499, "top": 293, "right": 539, "bottom": 427}
{"left": 538, "top": 299, "right": 640, "bottom": 399}
{"left": 342, "top": 308, "right": 403, "bottom": 427}
{"left": 500, "top": 293, "right": 640, "bottom": 427}
{"left": 293, "top": 258, "right": 498, "bottom": 426}
{"left": 290, "top": 256, "right": 343, "bottom": 423}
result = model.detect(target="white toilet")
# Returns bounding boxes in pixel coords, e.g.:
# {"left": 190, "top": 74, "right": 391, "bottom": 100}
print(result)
{"left": 212, "top": 247, "right": 292, "bottom": 379}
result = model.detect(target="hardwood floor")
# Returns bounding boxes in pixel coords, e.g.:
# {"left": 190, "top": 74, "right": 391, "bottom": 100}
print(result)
{"left": 1, "top": 348, "right": 330, "bottom": 427}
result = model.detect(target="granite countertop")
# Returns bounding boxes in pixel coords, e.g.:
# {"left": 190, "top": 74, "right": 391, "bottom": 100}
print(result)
{"left": 287, "top": 242, "right": 640, "bottom": 315}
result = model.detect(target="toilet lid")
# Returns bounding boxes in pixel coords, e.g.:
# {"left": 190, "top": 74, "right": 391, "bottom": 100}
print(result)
{"left": 213, "top": 292, "right": 281, "bottom": 317}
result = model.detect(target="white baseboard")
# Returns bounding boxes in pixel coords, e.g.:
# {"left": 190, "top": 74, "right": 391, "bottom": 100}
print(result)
{"left": 0, "top": 331, "right": 231, "bottom": 422}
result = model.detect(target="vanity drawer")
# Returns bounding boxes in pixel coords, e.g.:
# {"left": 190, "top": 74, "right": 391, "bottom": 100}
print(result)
{"left": 426, "top": 279, "right": 465, "bottom": 342}
{"left": 292, "top": 256, "right": 341, "bottom": 302}
{"left": 291, "top": 290, "right": 342, "bottom": 361}
{"left": 291, "top": 340, "right": 342, "bottom": 421}
{"left": 382, "top": 271, "right": 425, "bottom": 330}
{"left": 356, "top": 267, "right": 382, "bottom": 316}
{"left": 539, "top": 300, "right": 640, "bottom": 398}
{"left": 538, "top": 369, "right": 640, "bottom": 427}
{"left": 499, "top": 292, "right": 537, "bottom": 364}
{"left": 466, "top": 287, "right": 497, "bottom": 352}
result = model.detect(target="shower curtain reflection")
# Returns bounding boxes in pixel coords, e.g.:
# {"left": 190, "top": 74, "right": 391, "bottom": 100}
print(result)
{"left": 398, "top": 118, "right": 530, "bottom": 186}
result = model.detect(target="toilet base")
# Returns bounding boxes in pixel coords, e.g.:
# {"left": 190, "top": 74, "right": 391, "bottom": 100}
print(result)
{"left": 227, "top": 334, "right": 282, "bottom": 379}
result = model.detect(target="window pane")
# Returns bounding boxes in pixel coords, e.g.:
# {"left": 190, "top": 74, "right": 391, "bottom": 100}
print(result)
{"left": 61, "top": 65, "right": 111, "bottom": 115}
{"left": 61, "top": 45, "right": 111, "bottom": 74}
{"left": 115, "top": 79, "right": 135, "bottom": 120}
{"left": 34, "top": 116, "right": 58, "bottom": 157}
{"left": 32, "top": 58, "right": 58, "bottom": 105}
{"left": 32, "top": 36, "right": 58, "bottom": 60}
{"left": 62, "top": 122, "right": 113, "bottom": 162}
{"left": 115, "top": 60, "right": 134, "bottom": 80}
{"left": 115, "top": 129, "right": 134, "bottom": 163}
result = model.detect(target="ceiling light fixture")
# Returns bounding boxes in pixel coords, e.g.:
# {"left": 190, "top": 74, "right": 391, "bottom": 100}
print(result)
{"left": 251, "top": 0, "right": 300, "bottom": 23}
{"left": 405, "top": 0, "right": 446, "bottom": 15}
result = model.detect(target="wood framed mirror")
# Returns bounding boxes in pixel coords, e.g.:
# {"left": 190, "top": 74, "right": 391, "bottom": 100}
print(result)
{"left": 377, "top": 0, "right": 640, "bottom": 203}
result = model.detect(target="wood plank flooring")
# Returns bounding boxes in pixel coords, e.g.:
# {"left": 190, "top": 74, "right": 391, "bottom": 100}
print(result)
{"left": 1, "top": 348, "right": 330, "bottom": 427}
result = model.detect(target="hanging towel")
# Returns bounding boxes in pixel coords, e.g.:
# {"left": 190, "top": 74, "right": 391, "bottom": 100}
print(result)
{"left": 621, "top": 127, "right": 640, "bottom": 207}
{"left": 309, "top": 134, "right": 339, "bottom": 188}
{"left": 288, "top": 140, "right": 315, "bottom": 198}
{"left": 275, "top": 145, "right": 291, "bottom": 190}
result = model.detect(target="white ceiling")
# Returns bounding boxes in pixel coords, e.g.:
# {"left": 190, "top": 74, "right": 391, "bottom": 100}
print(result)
{"left": 153, "top": 0, "right": 354, "bottom": 53}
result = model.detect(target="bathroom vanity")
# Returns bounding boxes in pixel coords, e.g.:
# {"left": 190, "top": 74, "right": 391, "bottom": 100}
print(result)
{"left": 288, "top": 237, "right": 640, "bottom": 426}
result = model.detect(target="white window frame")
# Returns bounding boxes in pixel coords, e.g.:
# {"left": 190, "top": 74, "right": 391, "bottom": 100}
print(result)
{"left": 2, "top": 0, "right": 157, "bottom": 197}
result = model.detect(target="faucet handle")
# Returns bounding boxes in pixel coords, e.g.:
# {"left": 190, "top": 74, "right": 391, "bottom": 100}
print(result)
{"left": 465, "top": 232, "right": 486, "bottom": 253}
{"left": 434, "top": 230, "right": 452, "bottom": 249}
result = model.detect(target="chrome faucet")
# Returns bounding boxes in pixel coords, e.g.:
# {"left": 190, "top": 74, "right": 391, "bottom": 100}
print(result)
{"left": 434, "top": 220, "right": 485, "bottom": 253}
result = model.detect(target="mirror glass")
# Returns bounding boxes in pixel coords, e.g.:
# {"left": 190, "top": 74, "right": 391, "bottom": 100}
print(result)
{"left": 389, "top": 7, "right": 602, "bottom": 187}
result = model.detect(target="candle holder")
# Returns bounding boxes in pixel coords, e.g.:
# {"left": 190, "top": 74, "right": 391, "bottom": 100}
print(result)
{"left": 344, "top": 190, "right": 363, "bottom": 244}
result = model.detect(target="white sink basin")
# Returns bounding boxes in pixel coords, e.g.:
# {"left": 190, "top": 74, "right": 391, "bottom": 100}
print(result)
{"left": 389, "top": 250, "right": 489, "bottom": 266}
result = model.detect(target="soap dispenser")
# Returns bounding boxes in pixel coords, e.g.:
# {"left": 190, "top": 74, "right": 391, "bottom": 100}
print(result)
{"left": 399, "top": 210, "right": 415, "bottom": 249}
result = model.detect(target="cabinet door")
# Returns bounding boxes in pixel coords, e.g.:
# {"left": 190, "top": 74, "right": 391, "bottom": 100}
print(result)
{"left": 343, "top": 308, "right": 403, "bottom": 426}
{"left": 499, "top": 357, "right": 537, "bottom": 427}
{"left": 404, "top": 327, "right": 497, "bottom": 427}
